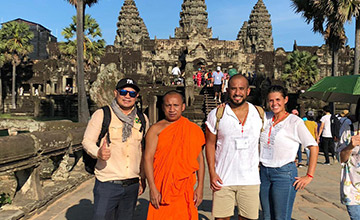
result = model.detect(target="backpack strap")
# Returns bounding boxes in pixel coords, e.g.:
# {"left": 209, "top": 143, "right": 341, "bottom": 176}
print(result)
{"left": 136, "top": 107, "right": 147, "bottom": 149}
{"left": 255, "top": 105, "right": 265, "bottom": 132}
{"left": 96, "top": 105, "right": 111, "bottom": 147}
{"left": 215, "top": 105, "right": 225, "bottom": 133}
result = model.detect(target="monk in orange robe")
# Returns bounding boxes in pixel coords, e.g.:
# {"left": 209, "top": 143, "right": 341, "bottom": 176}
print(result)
{"left": 144, "top": 90, "right": 205, "bottom": 220}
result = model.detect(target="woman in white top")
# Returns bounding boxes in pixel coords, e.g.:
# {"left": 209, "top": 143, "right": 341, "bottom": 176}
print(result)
{"left": 259, "top": 85, "right": 319, "bottom": 220}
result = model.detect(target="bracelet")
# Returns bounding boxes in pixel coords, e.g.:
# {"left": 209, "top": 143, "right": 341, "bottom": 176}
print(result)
{"left": 307, "top": 173, "right": 314, "bottom": 178}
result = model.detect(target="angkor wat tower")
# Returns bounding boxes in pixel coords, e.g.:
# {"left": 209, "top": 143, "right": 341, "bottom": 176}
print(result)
{"left": 174, "top": 0, "right": 212, "bottom": 39}
{"left": 238, "top": 0, "right": 274, "bottom": 53}
{"left": 114, "top": 0, "right": 149, "bottom": 49}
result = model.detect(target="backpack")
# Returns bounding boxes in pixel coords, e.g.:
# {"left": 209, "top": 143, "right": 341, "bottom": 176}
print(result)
{"left": 215, "top": 104, "right": 265, "bottom": 133}
{"left": 83, "top": 105, "right": 147, "bottom": 175}
{"left": 330, "top": 114, "right": 341, "bottom": 140}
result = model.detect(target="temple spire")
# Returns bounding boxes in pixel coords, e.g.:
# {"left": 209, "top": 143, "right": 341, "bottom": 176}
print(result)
{"left": 174, "top": 0, "right": 212, "bottom": 39}
{"left": 237, "top": 0, "right": 274, "bottom": 53}
{"left": 114, "top": 0, "right": 149, "bottom": 48}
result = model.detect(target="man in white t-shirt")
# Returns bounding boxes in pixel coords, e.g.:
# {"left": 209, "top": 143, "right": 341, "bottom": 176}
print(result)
{"left": 171, "top": 64, "right": 181, "bottom": 76}
{"left": 205, "top": 74, "right": 262, "bottom": 220}
{"left": 318, "top": 105, "right": 335, "bottom": 165}
{"left": 171, "top": 63, "right": 181, "bottom": 84}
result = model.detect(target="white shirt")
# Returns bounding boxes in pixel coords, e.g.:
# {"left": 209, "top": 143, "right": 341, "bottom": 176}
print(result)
{"left": 320, "top": 114, "right": 332, "bottom": 138}
{"left": 260, "top": 113, "right": 317, "bottom": 168}
{"left": 206, "top": 103, "right": 262, "bottom": 186}
{"left": 171, "top": 66, "right": 181, "bottom": 76}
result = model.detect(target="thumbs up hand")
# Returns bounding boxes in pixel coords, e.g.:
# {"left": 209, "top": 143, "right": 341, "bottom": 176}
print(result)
{"left": 97, "top": 137, "right": 111, "bottom": 161}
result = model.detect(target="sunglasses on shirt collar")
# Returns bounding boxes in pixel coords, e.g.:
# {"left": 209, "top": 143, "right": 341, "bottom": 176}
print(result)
{"left": 118, "top": 89, "right": 137, "bottom": 98}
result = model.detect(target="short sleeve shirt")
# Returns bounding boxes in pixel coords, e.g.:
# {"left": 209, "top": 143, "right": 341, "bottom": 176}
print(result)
{"left": 260, "top": 113, "right": 317, "bottom": 168}
{"left": 212, "top": 71, "right": 224, "bottom": 85}
{"left": 205, "top": 103, "right": 262, "bottom": 186}
{"left": 320, "top": 114, "right": 332, "bottom": 138}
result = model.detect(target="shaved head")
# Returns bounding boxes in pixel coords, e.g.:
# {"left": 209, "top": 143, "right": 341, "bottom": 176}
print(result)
{"left": 228, "top": 74, "right": 249, "bottom": 88}
{"left": 162, "top": 90, "right": 185, "bottom": 104}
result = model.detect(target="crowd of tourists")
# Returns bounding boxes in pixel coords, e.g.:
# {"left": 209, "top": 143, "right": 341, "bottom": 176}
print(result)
{"left": 81, "top": 74, "right": 359, "bottom": 220}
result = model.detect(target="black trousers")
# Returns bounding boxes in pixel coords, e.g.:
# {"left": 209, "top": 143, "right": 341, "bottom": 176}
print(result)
{"left": 321, "top": 137, "right": 335, "bottom": 163}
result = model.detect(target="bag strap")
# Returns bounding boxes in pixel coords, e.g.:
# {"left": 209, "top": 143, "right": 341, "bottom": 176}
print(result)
{"left": 96, "top": 105, "right": 111, "bottom": 147}
{"left": 255, "top": 105, "right": 265, "bottom": 132}
{"left": 215, "top": 106, "right": 225, "bottom": 133}
{"left": 136, "top": 107, "right": 146, "bottom": 149}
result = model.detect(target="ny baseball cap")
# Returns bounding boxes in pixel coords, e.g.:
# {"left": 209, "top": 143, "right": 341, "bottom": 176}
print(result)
{"left": 116, "top": 78, "right": 140, "bottom": 92}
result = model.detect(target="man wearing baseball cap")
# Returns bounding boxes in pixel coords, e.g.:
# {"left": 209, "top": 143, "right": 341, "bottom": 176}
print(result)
{"left": 82, "top": 78, "right": 149, "bottom": 220}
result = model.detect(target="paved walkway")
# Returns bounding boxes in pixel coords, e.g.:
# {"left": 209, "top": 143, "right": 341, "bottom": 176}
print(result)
{"left": 29, "top": 153, "right": 348, "bottom": 220}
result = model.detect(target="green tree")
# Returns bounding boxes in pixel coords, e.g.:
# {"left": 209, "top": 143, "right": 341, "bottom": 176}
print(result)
{"left": 59, "top": 14, "right": 105, "bottom": 70}
{"left": 66, "top": 0, "right": 99, "bottom": 123}
{"left": 0, "top": 44, "right": 7, "bottom": 111}
{"left": 338, "top": 0, "right": 360, "bottom": 74}
{"left": 292, "top": 0, "right": 346, "bottom": 77}
{"left": 0, "top": 21, "right": 33, "bottom": 109}
{"left": 282, "top": 50, "right": 319, "bottom": 90}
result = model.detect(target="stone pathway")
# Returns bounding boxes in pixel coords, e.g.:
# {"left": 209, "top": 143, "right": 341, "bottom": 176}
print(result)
{"left": 28, "top": 153, "right": 348, "bottom": 220}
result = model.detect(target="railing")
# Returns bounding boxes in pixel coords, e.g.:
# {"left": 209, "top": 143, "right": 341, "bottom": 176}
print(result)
{"left": 0, "top": 122, "right": 88, "bottom": 219}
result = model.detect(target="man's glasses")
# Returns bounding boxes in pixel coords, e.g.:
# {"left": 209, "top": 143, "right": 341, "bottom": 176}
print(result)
{"left": 118, "top": 89, "right": 137, "bottom": 98}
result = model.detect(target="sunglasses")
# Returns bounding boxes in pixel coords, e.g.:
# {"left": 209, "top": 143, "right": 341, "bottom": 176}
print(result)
{"left": 118, "top": 89, "right": 137, "bottom": 98}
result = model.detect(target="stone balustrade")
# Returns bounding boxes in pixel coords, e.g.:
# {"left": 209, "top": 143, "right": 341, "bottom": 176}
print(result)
{"left": 0, "top": 122, "right": 90, "bottom": 220}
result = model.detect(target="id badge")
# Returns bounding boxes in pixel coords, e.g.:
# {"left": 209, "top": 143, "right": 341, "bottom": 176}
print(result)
{"left": 235, "top": 137, "right": 249, "bottom": 150}
{"left": 262, "top": 147, "right": 274, "bottom": 160}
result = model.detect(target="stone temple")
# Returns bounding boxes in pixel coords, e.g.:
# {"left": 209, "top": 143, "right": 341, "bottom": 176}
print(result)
{"left": 1, "top": 0, "right": 353, "bottom": 120}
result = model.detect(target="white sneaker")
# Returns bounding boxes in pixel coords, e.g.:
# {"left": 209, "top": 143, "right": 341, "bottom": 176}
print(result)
{"left": 213, "top": 97, "right": 216, "bottom": 100}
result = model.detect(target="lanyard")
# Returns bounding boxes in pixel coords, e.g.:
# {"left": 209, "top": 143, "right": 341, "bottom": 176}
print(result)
{"left": 238, "top": 110, "right": 248, "bottom": 136}
{"left": 267, "top": 112, "right": 289, "bottom": 145}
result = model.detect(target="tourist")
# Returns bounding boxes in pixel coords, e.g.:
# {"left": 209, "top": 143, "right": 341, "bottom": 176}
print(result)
{"left": 19, "top": 87, "right": 24, "bottom": 96}
{"left": 205, "top": 74, "right": 263, "bottom": 220}
{"left": 206, "top": 69, "right": 213, "bottom": 87}
{"left": 144, "top": 90, "right": 205, "bottom": 219}
{"left": 338, "top": 102, "right": 360, "bottom": 220}
{"left": 171, "top": 63, "right": 181, "bottom": 85}
{"left": 339, "top": 110, "right": 352, "bottom": 139}
{"left": 212, "top": 66, "right": 224, "bottom": 102}
{"left": 259, "top": 85, "right": 318, "bottom": 220}
{"left": 65, "top": 84, "right": 70, "bottom": 94}
{"left": 228, "top": 65, "right": 237, "bottom": 77}
{"left": 82, "top": 78, "right": 148, "bottom": 220}
{"left": 318, "top": 105, "right": 336, "bottom": 165}
{"left": 304, "top": 110, "right": 319, "bottom": 166}
{"left": 221, "top": 73, "right": 230, "bottom": 102}
{"left": 197, "top": 68, "right": 202, "bottom": 87}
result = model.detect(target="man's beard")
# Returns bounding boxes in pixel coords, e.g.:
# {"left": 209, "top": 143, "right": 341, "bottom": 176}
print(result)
{"left": 229, "top": 96, "right": 246, "bottom": 107}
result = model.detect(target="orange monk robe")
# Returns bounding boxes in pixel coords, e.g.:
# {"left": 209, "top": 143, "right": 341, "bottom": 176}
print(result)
{"left": 147, "top": 116, "right": 205, "bottom": 220}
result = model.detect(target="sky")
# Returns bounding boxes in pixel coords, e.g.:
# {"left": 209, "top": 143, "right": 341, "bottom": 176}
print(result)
{"left": 0, "top": 0, "right": 357, "bottom": 51}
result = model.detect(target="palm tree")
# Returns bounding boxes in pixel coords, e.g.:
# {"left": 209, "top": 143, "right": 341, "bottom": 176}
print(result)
{"left": 0, "top": 45, "right": 7, "bottom": 111}
{"left": 282, "top": 50, "right": 319, "bottom": 91}
{"left": 59, "top": 14, "right": 105, "bottom": 70}
{"left": 338, "top": 0, "right": 360, "bottom": 74}
{"left": 0, "top": 21, "right": 33, "bottom": 109}
{"left": 66, "top": 0, "right": 99, "bottom": 123}
{"left": 292, "top": 0, "right": 346, "bottom": 77}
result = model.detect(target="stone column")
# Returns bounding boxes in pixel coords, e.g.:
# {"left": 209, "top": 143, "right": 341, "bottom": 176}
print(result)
{"left": 148, "top": 96, "right": 157, "bottom": 125}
